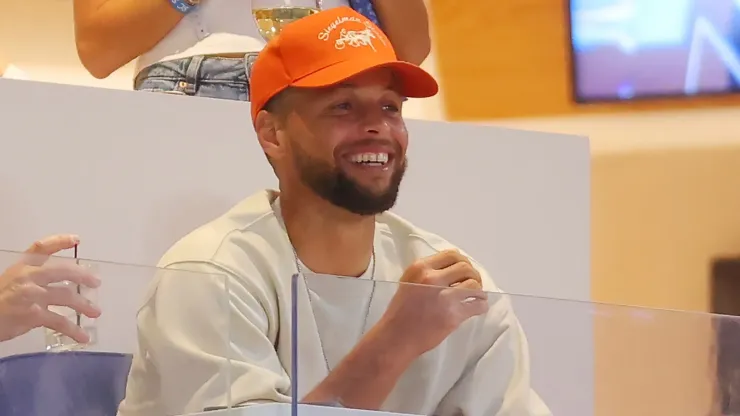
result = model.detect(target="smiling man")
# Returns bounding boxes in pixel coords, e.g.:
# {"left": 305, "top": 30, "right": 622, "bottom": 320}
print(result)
{"left": 118, "top": 7, "right": 550, "bottom": 416}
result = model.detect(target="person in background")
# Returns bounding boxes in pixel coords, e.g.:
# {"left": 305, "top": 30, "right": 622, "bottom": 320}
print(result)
{"left": 72, "top": 0, "right": 431, "bottom": 100}
{"left": 118, "top": 8, "right": 550, "bottom": 416}
{"left": 0, "top": 235, "right": 101, "bottom": 343}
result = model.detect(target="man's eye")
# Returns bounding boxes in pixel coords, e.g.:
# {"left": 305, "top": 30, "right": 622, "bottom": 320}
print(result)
{"left": 383, "top": 104, "right": 400, "bottom": 112}
{"left": 334, "top": 102, "right": 352, "bottom": 110}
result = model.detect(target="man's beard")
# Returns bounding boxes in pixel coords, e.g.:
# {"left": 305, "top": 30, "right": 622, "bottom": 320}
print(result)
{"left": 292, "top": 144, "right": 406, "bottom": 216}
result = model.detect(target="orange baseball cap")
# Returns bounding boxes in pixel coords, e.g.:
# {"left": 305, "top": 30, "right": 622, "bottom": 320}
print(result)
{"left": 249, "top": 6, "right": 439, "bottom": 123}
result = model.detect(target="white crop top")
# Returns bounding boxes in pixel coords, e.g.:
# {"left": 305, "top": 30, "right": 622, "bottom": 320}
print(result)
{"left": 135, "top": 0, "right": 350, "bottom": 75}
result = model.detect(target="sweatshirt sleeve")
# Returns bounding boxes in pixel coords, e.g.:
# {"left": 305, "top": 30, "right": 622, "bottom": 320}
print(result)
{"left": 433, "top": 265, "right": 552, "bottom": 416}
{"left": 116, "top": 261, "right": 290, "bottom": 416}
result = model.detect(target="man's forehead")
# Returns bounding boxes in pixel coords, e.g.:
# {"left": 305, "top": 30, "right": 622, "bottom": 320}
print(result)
{"left": 344, "top": 68, "right": 398, "bottom": 87}
{"left": 313, "top": 71, "right": 403, "bottom": 97}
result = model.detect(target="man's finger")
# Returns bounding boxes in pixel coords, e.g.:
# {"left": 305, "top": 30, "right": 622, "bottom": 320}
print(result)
{"left": 459, "top": 298, "right": 490, "bottom": 320}
{"left": 424, "top": 249, "right": 470, "bottom": 270}
{"left": 446, "top": 278, "right": 487, "bottom": 302}
{"left": 29, "top": 264, "right": 100, "bottom": 288}
{"left": 434, "top": 261, "right": 481, "bottom": 287}
{"left": 38, "top": 309, "right": 90, "bottom": 344}
{"left": 22, "top": 235, "right": 80, "bottom": 266}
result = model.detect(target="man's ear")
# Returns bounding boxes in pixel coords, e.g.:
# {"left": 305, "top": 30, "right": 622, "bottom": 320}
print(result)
{"left": 255, "top": 110, "right": 286, "bottom": 161}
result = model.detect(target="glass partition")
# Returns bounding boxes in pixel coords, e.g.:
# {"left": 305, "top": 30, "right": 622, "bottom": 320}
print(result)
{"left": 291, "top": 273, "right": 739, "bottom": 416}
{"left": 0, "top": 250, "right": 232, "bottom": 416}
{"left": 8, "top": 250, "right": 733, "bottom": 416}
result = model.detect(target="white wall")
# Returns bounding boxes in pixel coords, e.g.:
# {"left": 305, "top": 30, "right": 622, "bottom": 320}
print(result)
{"left": 0, "top": 79, "right": 590, "bottom": 414}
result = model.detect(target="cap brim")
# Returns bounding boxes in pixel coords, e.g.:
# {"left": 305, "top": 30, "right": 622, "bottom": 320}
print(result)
{"left": 291, "top": 58, "right": 439, "bottom": 98}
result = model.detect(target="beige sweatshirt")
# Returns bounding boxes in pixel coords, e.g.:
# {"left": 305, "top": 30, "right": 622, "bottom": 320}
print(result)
{"left": 117, "top": 190, "right": 551, "bottom": 416}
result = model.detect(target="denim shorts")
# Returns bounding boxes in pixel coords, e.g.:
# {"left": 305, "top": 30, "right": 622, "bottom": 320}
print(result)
{"left": 133, "top": 53, "right": 258, "bottom": 101}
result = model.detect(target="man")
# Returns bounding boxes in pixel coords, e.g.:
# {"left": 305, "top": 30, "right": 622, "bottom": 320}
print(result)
{"left": 0, "top": 235, "right": 100, "bottom": 343}
{"left": 119, "top": 7, "right": 550, "bottom": 416}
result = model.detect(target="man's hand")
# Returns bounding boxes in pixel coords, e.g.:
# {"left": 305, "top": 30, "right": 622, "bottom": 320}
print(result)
{"left": 379, "top": 249, "right": 489, "bottom": 358}
{"left": 301, "top": 250, "right": 489, "bottom": 409}
{"left": 0, "top": 235, "right": 101, "bottom": 343}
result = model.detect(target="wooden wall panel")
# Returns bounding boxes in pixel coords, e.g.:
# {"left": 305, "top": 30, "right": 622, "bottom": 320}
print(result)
{"left": 588, "top": 147, "right": 740, "bottom": 415}
{"left": 428, "top": 0, "right": 740, "bottom": 120}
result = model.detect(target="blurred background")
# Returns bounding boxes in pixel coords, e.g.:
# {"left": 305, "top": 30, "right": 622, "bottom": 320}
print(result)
{"left": 6, "top": 0, "right": 740, "bottom": 320}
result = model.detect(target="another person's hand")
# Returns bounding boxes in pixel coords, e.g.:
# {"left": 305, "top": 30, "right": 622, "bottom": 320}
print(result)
{"left": 0, "top": 235, "right": 101, "bottom": 343}
{"left": 379, "top": 249, "right": 489, "bottom": 357}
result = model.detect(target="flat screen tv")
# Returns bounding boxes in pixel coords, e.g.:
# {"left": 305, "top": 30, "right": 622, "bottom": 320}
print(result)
{"left": 569, "top": 0, "right": 740, "bottom": 102}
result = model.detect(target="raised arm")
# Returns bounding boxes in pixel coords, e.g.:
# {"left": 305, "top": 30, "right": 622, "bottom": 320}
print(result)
{"left": 72, "top": 0, "right": 188, "bottom": 79}
{"left": 373, "top": 0, "right": 432, "bottom": 65}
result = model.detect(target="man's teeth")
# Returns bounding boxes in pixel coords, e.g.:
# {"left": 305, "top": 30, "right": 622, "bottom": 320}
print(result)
{"left": 350, "top": 153, "right": 389, "bottom": 165}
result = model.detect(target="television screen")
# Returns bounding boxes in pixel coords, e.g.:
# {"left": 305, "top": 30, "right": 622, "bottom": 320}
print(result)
{"left": 569, "top": 0, "right": 740, "bottom": 102}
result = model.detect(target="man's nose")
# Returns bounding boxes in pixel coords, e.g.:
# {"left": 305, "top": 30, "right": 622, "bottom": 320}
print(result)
{"left": 361, "top": 108, "right": 392, "bottom": 135}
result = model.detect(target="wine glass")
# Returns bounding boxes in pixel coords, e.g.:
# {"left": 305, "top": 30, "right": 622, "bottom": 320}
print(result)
{"left": 252, "top": 0, "right": 323, "bottom": 41}
{"left": 44, "top": 262, "right": 99, "bottom": 352}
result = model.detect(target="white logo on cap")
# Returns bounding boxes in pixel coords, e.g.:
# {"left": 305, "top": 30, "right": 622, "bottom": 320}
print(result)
{"left": 318, "top": 16, "right": 362, "bottom": 40}
{"left": 318, "top": 17, "right": 386, "bottom": 52}
{"left": 335, "top": 26, "right": 377, "bottom": 51}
